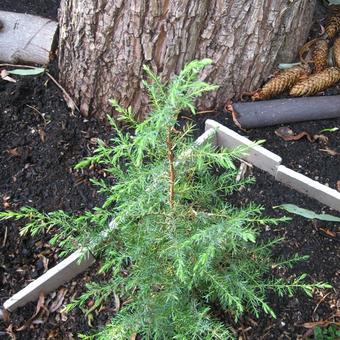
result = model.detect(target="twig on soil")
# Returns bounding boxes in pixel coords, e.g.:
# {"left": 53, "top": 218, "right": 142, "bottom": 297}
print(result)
{"left": 2, "top": 226, "right": 8, "bottom": 247}
{"left": 181, "top": 115, "right": 195, "bottom": 122}
{"left": 0, "top": 63, "right": 80, "bottom": 114}
{"left": 260, "top": 323, "right": 276, "bottom": 339}
{"left": 237, "top": 325, "right": 251, "bottom": 339}
{"left": 313, "top": 291, "right": 332, "bottom": 315}
{"left": 235, "top": 157, "right": 253, "bottom": 168}
{"left": 303, "top": 320, "right": 340, "bottom": 328}
{"left": 26, "top": 105, "right": 47, "bottom": 125}
{"left": 45, "top": 72, "right": 79, "bottom": 114}
{"left": 195, "top": 109, "right": 216, "bottom": 115}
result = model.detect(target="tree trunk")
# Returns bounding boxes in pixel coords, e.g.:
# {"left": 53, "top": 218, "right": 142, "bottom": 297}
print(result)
{"left": 58, "top": 0, "right": 316, "bottom": 118}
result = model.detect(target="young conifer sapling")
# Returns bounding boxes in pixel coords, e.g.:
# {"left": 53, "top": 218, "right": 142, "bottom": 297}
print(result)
{"left": 0, "top": 59, "right": 331, "bottom": 339}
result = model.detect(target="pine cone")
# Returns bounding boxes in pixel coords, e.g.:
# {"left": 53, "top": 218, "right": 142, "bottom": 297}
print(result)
{"left": 334, "top": 37, "right": 340, "bottom": 68}
{"left": 289, "top": 67, "right": 340, "bottom": 96}
{"left": 325, "top": 16, "right": 340, "bottom": 39}
{"left": 313, "top": 39, "right": 328, "bottom": 73}
{"left": 252, "top": 65, "right": 310, "bottom": 100}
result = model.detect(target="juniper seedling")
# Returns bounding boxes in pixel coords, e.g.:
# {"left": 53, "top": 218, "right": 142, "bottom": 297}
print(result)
{"left": 0, "top": 59, "right": 331, "bottom": 339}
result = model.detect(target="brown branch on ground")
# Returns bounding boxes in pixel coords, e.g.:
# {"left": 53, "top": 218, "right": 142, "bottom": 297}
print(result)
{"left": 225, "top": 100, "right": 244, "bottom": 131}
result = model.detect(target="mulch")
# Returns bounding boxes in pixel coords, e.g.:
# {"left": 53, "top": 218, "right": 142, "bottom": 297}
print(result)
{"left": 0, "top": 1, "right": 339, "bottom": 339}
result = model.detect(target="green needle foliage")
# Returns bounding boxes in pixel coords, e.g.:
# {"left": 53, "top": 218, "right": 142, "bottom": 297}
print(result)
{"left": 0, "top": 59, "right": 330, "bottom": 339}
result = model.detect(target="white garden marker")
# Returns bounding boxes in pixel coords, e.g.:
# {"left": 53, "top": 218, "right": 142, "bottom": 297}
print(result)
{"left": 205, "top": 119, "right": 282, "bottom": 176}
{"left": 276, "top": 166, "right": 340, "bottom": 211}
{"left": 205, "top": 119, "right": 340, "bottom": 212}
{"left": 3, "top": 250, "right": 95, "bottom": 312}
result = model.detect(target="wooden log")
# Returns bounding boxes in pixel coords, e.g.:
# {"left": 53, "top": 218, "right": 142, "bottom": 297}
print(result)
{"left": 231, "top": 96, "right": 340, "bottom": 129}
{"left": 0, "top": 11, "right": 58, "bottom": 65}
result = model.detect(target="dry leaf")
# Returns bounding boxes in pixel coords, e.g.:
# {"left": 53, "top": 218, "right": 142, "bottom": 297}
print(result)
{"left": 313, "top": 134, "right": 329, "bottom": 144}
{"left": 1, "top": 69, "right": 16, "bottom": 83}
{"left": 49, "top": 288, "right": 67, "bottom": 313}
{"left": 38, "top": 128, "right": 46, "bottom": 143}
{"left": 319, "top": 227, "right": 337, "bottom": 238}
{"left": 275, "top": 127, "right": 328, "bottom": 143}
{"left": 2, "top": 196, "right": 11, "bottom": 209}
{"left": 114, "top": 293, "right": 121, "bottom": 312}
{"left": 319, "top": 147, "right": 340, "bottom": 156}
{"left": 6, "top": 148, "right": 20, "bottom": 157}
{"left": 236, "top": 162, "right": 248, "bottom": 183}
{"left": 47, "top": 329, "right": 60, "bottom": 339}
{"left": 303, "top": 320, "right": 340, "bottom": 329}
{"left": 0, "top": 308, "right": 10, "bottom": 323}
{"left": 16, "top": 292, "right": 47, "bottom": 331}
{"left": 34, "top": 291, "right": 46, "bottom": 317}
{"left": 63, "top": 93, "right": 76, "bottom": 115}
{"left": 130, "top": 333, "right": 137, "bottom": 340}
{"left": 5, "top": 324, "right": 16, "bottom": 340}
{"left": 40, "top": 254, "right": 49, "bottom": 273}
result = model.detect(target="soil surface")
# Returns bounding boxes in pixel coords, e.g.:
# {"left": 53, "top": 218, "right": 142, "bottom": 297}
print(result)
{"left": 0, "top": 0, "right": 59, "bottom": 19}
{"left": 0, "top": 72, "right": 113, "bottom": 339}
{"left": 0, "top": 1, "right": 339, "bottom": 339}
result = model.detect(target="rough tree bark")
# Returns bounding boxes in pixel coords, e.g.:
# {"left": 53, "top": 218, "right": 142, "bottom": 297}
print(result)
{"left": 58, "top": 0, "right": 316, "bottom": 118}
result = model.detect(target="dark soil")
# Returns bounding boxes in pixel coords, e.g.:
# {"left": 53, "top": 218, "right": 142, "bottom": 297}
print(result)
{"left": 0, "top": 1, "right": 339, "bottom": 339}
{"left": 225, "top": 167, "right": 339, "bottom": 339}
{"left": 0, "top": 73, "right": 113, "bottom": 339}
{"left": 0, "top": 0, "right": 59, "bottom": 20}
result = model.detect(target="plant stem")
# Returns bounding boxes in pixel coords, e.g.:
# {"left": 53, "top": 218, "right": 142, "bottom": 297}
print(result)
{"left": 166, "top": 127, "right": 175, "bottom": 208}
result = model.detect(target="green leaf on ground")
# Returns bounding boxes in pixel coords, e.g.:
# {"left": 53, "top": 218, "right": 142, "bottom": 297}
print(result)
{"left": 275, "top": 204, "right": 340, "bottom": 222}
{"left": 8, "top": 68, "right": 45, "bottom": 76}
{"left": 319, "top": 127, "right": 339, "bottom": 133}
